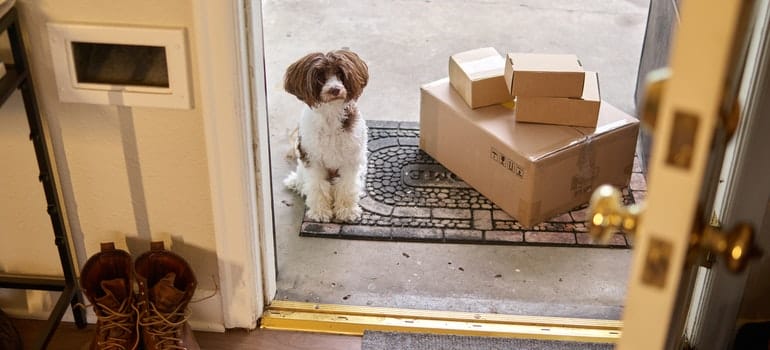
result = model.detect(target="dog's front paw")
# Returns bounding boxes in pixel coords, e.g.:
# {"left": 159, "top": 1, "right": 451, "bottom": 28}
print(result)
{"left": 306, "top": 207, "right": 334, "bottom": 222}
{"left": 335, "top": 205, "right": 362, "bottom": 222}
{"left": 283, "top": 171, "right": 301, "bottom": 193}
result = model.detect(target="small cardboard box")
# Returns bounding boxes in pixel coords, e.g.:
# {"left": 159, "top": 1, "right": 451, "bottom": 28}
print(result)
{"left": 448, "top": 47, "right": 512, "bottom": 109}
{"left": 419, "top": 78, "right": 638, "bottom": 227}
{"left": 504, "top": 53, "right": 585, "bottom": 97}
{"left": 515, "top": 72, "right": 602, "bottom": 127}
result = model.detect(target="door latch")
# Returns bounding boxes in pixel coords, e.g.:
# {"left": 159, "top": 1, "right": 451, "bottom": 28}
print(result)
{"left": 587, "top": 184, "right": 761, "bottom": 273}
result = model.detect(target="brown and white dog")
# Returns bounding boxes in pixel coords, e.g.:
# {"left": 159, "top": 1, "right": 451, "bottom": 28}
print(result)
{"left": 283, "top": 49, "right": 369, "bottom": 222}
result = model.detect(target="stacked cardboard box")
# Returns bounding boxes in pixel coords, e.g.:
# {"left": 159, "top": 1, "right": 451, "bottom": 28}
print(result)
{"left": 448, "top": 47, "right": 512, "bottom": 109}
{"left": 419, "top": 48, "right": 639, "bottom": 227}
{"left": 504, "top": 53, "right": 601, "bottom": 128}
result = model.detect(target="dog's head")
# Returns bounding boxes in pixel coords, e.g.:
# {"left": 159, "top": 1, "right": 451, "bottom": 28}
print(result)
{"left": 284, "top": 49, "right": 369, "bottom": 108}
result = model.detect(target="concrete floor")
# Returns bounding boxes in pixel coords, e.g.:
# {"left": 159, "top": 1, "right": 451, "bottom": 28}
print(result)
{"left": 262, "top": 0, "right": 648, "bottom": 319}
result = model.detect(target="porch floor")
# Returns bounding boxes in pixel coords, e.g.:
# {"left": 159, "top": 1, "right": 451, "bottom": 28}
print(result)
{"left": 263, "top": 0, "right": 649, "bottom": 319}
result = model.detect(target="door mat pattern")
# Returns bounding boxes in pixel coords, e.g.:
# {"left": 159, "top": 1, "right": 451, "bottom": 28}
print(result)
{"left": 299, "top": 121, "right": 646, "bottom": 248}
{"left": 362, "top": 331, "right": 614, "bottom": 350}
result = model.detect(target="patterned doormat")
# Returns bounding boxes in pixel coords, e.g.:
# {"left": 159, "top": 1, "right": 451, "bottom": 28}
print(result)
{"left": 299, "top": 121, "right": 647, "bottom": 248}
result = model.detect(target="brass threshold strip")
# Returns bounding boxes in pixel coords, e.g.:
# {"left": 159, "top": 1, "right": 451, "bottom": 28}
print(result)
{"left": 261, "top": 301, "right": 621, "bottom": 343}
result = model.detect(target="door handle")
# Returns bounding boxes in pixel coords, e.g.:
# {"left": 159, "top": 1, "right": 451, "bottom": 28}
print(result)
{"left": 588, "top": 185, "right": 643, "bottom": 242}
{"left": 689, "top": 221, "right": 762, "bottom": 273}
{"left": 587, "top": 184, "right": 761, "bottom": 273}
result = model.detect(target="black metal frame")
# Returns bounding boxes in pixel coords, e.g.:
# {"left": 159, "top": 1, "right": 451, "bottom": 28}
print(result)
{"left": 0, "top": 7, "right": 87, "bottom": 349}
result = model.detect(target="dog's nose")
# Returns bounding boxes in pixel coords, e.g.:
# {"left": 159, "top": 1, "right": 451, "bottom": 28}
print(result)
{"left": 329, "top": 87, "right": 340, "bottom": 96}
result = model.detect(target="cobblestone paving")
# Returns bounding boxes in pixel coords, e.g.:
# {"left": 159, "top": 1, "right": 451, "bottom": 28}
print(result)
{"left": 300, "top": 121, "right": 646, "bottom": 248}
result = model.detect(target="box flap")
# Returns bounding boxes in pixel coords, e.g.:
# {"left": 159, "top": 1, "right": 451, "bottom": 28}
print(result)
{"left": 450, "top": 47, "right": 505, "bottom": 81}
{"left": 420, "top": 79, "right": 637, "bottom": 162}
{"left": 508, "top": 53, "right": 583, "bottom": 72}
{"left": 582, "top": 72, "right": 600, "bottom": 101}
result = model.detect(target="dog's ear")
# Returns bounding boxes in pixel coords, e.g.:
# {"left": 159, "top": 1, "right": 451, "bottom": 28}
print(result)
{"left": 332, "top": 50, "right": 369, "bottom": 102}
{"left": 284, "top": 53, "right": 325, "bottom": 107}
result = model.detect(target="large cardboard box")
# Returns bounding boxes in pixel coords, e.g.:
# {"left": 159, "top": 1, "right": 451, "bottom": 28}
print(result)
{"left": 420, "top": 78, "right": 638, "bottom": 227}
{"left": 515, "top": 72, "right": 602, "bottom": 127}
{"left": 448, "top": 47, "right": 512, "bottom": 109}
{"left": 504, "top": 53, "right": 585, "bottom": 97}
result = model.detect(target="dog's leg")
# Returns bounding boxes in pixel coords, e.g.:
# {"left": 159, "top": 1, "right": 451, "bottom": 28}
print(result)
{"left": 332, "top": 167, "right": 363, "bottom": 222}
{"left": 302, "top": 166, "right": 334, "bottom": 222}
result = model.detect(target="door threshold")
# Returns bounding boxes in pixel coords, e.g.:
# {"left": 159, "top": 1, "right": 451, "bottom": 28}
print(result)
{"left": 261, "top": 301, "right": 621, "bottom": 343}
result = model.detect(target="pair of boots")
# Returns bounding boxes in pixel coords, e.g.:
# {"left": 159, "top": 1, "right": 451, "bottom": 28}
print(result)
{"left": 80, "top": 241, "right": 199, "bottom": 350}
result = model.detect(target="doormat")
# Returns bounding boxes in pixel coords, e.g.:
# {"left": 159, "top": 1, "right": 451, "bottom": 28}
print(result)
{"left": 299, "top": 121, "right": 646, "bottom": 248}
{"left": 362, "top": 331, "right": 613, "bottom": 350}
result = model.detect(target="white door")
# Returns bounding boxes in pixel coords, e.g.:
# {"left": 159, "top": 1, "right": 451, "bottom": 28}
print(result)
{"left": 594, "top": 0, "right": 770, "bottom": 348}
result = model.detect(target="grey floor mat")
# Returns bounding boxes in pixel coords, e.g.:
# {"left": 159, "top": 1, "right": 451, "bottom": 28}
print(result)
{"left": 362, "top": 331, "right": 614, "bottom": 350}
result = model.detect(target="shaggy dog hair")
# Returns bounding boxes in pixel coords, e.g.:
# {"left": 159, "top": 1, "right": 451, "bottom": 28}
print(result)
{"left": 283, "top": 49, "right": 369, "bottom": 222}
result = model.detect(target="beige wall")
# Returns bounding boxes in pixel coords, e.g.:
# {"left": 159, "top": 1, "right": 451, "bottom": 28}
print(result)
{"left": 0, "top": 0, "right": 224, "bottom": 328}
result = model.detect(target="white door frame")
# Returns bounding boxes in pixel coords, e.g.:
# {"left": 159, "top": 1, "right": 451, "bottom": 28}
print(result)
{"left": 245, "top": 0, "right": 279, "bottom": 308}
{"left": 192, "top": 0, "right": 276, "bottom": 329}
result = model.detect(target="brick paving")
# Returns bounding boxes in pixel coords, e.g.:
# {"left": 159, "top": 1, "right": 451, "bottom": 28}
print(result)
{"left": 299, "top": 121, "right": 645, "bottom": 248}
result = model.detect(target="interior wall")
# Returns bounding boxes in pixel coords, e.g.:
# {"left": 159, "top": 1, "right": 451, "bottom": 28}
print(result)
{"left": 0, "top": 0, "right": 225, "bottom": 329}
{"left": 0, "top": 93, "right": 58, "bottom": 276}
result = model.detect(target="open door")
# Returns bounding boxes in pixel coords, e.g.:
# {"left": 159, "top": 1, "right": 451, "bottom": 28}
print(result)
{"left": 593, "top": 0, "right": 770, "bottom": 348}
{"left": 252, "top": 0, "right": 770, "bottom": 348}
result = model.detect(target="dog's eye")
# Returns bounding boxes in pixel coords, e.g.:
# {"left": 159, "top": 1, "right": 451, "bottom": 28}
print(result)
{"left": 313, "top": 73, "right": 326, "bottom": 87}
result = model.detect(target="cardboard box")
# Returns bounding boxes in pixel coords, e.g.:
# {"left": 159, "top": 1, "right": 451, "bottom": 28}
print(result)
{"left": 448, "top": 47, "right": 512, "bottom": 109}
{"left": 420, "top": 78, "right": 638, "bottom": 227}
{"left": 515, "top": 72, "right": 601, "bottom": 127}
{"left": 504, "top": 53, "right": 585, "bottom": 97}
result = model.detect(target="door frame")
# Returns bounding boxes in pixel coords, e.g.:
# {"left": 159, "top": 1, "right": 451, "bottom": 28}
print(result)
{"left": 191, "top": 0, "right": 275, "bottom": 329}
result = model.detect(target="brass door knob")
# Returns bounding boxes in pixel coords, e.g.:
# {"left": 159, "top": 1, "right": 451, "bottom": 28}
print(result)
{"left": 588, "top": 185, "right": 643, "bottom": 243}
{"left": 694, "top": 223, "right": 761, "bottom": 273}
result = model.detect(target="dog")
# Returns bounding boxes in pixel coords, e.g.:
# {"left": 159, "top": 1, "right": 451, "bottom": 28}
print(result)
{"left": 282, "top": 49, "right": 369, "bottom": 222}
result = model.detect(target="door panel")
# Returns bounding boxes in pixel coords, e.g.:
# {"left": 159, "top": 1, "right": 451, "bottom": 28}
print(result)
{"left": 690, "top": 1, "right": 770, "bottom": 346}
{"left": 614, "top": 1, "right": 756, "bottom": 348}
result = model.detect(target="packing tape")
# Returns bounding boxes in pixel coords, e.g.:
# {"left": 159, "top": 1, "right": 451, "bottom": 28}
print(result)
{"left": 461, "top": 55, "right": 505, "bottom": 76}
{"left": 571, "top": 128, "right": 597, "bottom": 197}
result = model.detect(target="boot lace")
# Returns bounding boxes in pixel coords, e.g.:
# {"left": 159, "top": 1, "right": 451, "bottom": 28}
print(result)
{"left": 136, "top": 301, "right": 192, "bottom": 350}
{"left": 77, "top": 300, "right": 138, "bottom": 350}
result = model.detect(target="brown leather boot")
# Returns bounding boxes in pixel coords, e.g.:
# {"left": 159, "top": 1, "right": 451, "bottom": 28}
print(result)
{"left": 134, "top": 241, "right": 199, "bottom": 350}
{"left": 80, "top": 242, "right": 139, "bottom": 350}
